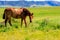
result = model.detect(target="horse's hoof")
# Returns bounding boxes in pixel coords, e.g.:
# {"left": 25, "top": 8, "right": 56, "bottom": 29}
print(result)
{"left": 15, "top": 26, "right": 18, "bottom": 28}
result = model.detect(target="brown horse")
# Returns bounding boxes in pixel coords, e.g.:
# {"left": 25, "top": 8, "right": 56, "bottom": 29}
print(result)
{"left": 3, "top": 8, "right": 33, "bottom": 27}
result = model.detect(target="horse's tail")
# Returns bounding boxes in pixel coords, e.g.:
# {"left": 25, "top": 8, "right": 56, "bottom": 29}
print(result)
{"left": 3, "top": 12, "right": 5, "bottom": 19}
{"left": 3, "top": 10, "right": 6, "bottom": 19}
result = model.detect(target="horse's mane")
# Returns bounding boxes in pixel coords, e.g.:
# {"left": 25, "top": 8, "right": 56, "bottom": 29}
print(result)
{"left": 23, "top": 8, "right": 31, "bottom": 16}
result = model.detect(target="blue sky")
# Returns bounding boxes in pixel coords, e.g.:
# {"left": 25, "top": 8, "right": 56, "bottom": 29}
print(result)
{"left": 0, "top": 0, "right": 60, "bottom": 1}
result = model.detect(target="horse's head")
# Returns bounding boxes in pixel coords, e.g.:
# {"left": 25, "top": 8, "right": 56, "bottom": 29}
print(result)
{"left": 23, "top": 8, "right": 33, "bottom": 23}
{"left": 29, "top": 13, "right": 33, "bottom": 23}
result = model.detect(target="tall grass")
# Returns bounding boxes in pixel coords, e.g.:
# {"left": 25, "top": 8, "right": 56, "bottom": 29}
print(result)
{"left": 0, "top": 7, "right": 60, "bottom": 40}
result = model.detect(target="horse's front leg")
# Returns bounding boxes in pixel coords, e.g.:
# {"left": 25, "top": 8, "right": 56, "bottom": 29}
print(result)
{"left": 21, "top": 18, "right": 23, "bottom": 27}
{"left": 24, "top": 19, "right": 27, "bottom": 27}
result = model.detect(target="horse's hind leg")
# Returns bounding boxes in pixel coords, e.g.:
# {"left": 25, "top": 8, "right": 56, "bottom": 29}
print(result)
{"left": 9, "top": 20, "right": 12, "bottom": 26}
{"left": 5, "top": 18, "right": 8, "bottom": 27}
{"left": 8, "top": 18, "right": 12, "bottom": 26}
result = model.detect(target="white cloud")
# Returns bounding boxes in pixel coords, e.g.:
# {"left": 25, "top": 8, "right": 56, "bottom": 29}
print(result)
{"left": 52, "top": 0, "right": 60, "bottom": 1}
{"left": 46, "top": 0, "right": 60, "bottom": 1}
{"left": 25, "top": 0, "right": 45, "bottom": 1}
{"left": 25, "top": 0, "right": 60, "bottom": 1}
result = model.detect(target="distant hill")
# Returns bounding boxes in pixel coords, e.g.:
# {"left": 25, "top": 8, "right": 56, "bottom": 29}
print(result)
{"left": 0, "top": 1, "right": 60, "bottom": 7}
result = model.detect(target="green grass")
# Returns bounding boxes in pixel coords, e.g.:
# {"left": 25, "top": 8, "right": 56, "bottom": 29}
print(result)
{"left": 0, "top": 7, "right": 60, "bottom": 40}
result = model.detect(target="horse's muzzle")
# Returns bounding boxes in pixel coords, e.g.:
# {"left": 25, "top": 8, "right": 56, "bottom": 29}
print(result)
{"left": 30, "top": 21, "right": 32, "bottom": 23}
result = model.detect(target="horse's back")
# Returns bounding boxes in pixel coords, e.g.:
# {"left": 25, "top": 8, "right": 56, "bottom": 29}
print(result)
{"left": 5, "top": 8, "right": 23, "bottom": 14}
{"left": 14, "top": 8, "right": 23, "bottom": 15}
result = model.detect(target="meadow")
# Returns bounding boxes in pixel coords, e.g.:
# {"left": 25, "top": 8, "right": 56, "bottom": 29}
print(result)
{"left": 0, "top": 7, "right": 60, "bottom": 40}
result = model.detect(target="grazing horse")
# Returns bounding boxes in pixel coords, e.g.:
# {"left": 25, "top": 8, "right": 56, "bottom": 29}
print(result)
{"left": 3, "top": 8, "right": 33, "bottom": 27}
